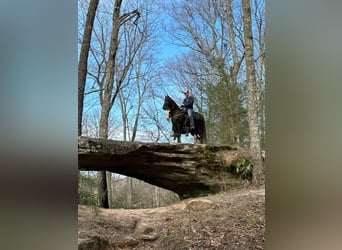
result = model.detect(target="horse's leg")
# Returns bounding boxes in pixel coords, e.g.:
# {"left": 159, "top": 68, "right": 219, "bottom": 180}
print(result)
{"left": 175, "top": 122, "right": 182, "bottom": 143}
{"left": 193, "top": 128, "right": 200, "bottom": 144}
{"left": 194, "top": 134, "right": 201, "bottom": 144}
{"left": 192, "top": 125, "right": 198, "bottom": 144}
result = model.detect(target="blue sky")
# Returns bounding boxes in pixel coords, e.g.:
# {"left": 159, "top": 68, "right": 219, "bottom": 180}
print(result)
{"left": 79, "top": 0, "right": 194, "bottom": 142}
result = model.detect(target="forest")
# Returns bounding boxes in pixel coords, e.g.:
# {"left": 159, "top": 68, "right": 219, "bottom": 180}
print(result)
{"left": 78, "top": 0, "right": 264, "bottom": 208}
{"left": 78, "top": 0, "right": 265, "bottom": 248}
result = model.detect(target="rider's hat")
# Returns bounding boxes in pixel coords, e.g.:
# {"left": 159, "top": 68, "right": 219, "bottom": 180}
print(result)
{"left": 183, "top": 90, "right": 189, "bottom": 94}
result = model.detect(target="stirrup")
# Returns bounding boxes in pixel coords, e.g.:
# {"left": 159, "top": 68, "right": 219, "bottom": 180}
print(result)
{"left": 185, "top": 127, "right": 190, "bottom": 136}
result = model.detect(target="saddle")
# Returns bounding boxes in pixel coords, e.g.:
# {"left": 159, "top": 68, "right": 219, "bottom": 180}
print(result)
{"left": 180, "top": 106, "right": 187, "bottom": 113}
{"left": 181, "top": 111, "right": 194, "bottom": 135}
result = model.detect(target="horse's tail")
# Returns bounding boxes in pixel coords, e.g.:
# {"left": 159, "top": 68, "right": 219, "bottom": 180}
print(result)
{"left": 195, "top": 113, "right": 207, "bottom": 144}
{"left": 193, "top": 112, "right": 207, "bottom": 144}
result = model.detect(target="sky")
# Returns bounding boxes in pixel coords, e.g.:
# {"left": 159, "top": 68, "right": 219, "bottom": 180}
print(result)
{"left": 79, "top": 0, "right": 195, "bottom": 144}
{"left": 2, "top": 1, "right": 342, "bottom": 249}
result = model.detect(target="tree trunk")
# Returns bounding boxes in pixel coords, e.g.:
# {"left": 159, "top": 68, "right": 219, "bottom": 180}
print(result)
{"left": 96, "top": 0, "right": 124, "bottom": 209}
{"left": 226, "top": 0, "right": 244, "bottom": 144}
{"left": 97, "top": 170, "right": 109, "bottom": 208}
{"left": 241, "top": 0, "right": 264, "bottom": 185}
{"left": 98, "top": 102, "right": 111, "bottom": 208}
{"left": 106, "top": 172, "right": 112, "bottom": 208}
{"left": 126, "top": 177, "right": 133, "bottom": 208}
{"left": 78, "top": 0, "right": 99, "bottom": 136}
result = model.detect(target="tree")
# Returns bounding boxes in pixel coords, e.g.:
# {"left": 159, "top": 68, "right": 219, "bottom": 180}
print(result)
{"left": 226, "top": 0, "right": 246, "bottom": 144}
{"left": 78, "top": 0, "right": 100, "bottom": 211}
{"left": 252, "top": 0, "right": 266, "bottom": 148}
{"left": 96, "top": 0, "right": 141, "bottom": 208}
{"left": 78, "top": 0, "right": 99, "bottom": 136}
{"left": 161, "top": 0, "right": 249, "bottom": 145}
{"left": 116, "top": 0, "right": 159, "bottom": 142}
{"left": 241, "top": 0, "right": 264, "bottom": 184}
{"left": 95, "top": 0, "right": 124, "bottom": 209}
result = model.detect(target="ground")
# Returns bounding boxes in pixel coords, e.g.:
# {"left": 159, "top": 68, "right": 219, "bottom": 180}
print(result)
{"left": 78, "top": 186, "right": 265, "bottom": 249}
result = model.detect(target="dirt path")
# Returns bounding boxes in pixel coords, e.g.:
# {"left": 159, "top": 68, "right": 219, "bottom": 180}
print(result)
{"left": 78, "top": 187, "right": 265, "bottom": 249}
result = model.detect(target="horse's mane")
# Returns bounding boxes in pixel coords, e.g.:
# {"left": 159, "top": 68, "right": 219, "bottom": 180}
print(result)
{"left": 166, "top": 95, "right": 180, "bottom": 110}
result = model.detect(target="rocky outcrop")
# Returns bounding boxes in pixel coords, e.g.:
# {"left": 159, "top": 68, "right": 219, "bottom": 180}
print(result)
{"left": 78, "top": 137, "right": 253, "bottom": 199}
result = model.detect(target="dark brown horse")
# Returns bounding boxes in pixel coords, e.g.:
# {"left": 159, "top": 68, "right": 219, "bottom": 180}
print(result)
{"left": 162, "top": 95, "right": 207, "bottom": 144}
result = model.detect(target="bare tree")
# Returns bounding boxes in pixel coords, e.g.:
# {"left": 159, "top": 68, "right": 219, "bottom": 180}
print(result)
{"left": 226, "top": 0, "right": 246, "bottom": 143}
{"left": 118, "top": 4, "right": 160, "bottom": 203}
{"left": 97, "top": 0, "right": 119, "bottom": 202}
{"left": 241, "top": 0, "right": 264, "bottom": 184}
{"left": 117, "top": 19, "right": 155, "bottom": 142}
{"left": 110, "top": 0, "right": 162, "bottom": 144}
{"left": 78, "top": 0, "right": 99, "bottom": 136}
{"left": 141, "top": 92, "right": 173, "bottom": 143}
{"left": 252, "top": 0, "right": 266, "bottom": 148}
{"left": 161, "top": 0, "right": 249, "bottom": 145}
{"left": 95, "top": 0, "right": 141, "bottom": 208}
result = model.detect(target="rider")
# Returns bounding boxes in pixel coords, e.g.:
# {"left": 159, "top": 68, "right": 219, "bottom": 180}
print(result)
{"left": 181, "top": 90, "right": 195, "bottom": 135}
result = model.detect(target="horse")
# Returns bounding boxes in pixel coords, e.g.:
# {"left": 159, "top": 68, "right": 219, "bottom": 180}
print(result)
{"left": 162, "top": 95, "right": 207, "bottom": 144}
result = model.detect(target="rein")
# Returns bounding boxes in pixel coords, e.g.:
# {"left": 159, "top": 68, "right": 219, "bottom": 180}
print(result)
{"left": 170, "top": 112, "right": 184, "bottom": 119}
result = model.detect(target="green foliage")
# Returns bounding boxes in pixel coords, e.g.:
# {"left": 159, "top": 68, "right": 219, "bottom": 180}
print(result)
{"left": 78, "top": 172, "right": 99, "bottom": 214}
{"left": 205, "top": 78, "right": 249, "bottom": 146}
{"left": 202, "top": 149, "right": 216, "bottom": 159}
{"left": 232, "top": 158, "right": 253, "bottom": 180}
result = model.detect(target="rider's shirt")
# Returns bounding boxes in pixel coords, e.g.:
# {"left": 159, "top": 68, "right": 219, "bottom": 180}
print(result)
{"left": 183, "top": 96, "right": 194, "bottom": 109}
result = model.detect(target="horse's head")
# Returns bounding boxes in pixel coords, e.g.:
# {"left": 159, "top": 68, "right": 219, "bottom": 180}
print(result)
{"left": 162, "top": 95, "right": 179, "bottom": 111}
{"left": 162, "top": 95, "right": 171, "bottom": 110}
